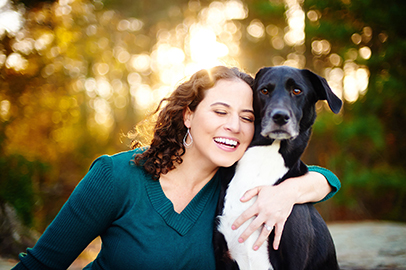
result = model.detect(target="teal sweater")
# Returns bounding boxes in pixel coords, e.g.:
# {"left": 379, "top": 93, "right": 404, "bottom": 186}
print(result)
{"left": 13, "top": 149, "right": 340, "bottom": 270}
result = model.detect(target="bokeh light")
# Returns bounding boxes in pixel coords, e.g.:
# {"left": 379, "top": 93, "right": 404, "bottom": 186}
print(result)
{"left": 1, "top": 0, "right": 372, "bottom": 134}
{"left": 0, "top": 0, "right": 23, "bottom": 37}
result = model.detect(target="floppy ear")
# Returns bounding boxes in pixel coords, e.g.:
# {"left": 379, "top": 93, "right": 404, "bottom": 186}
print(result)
{"left": 254, "top": 67, "right": 271, "bottom": 84}
{"left": 253, "top": 67, "right": 271, "bottom": 121}
{"left": 302, "top": 69, "right": 342, "bottom": 114}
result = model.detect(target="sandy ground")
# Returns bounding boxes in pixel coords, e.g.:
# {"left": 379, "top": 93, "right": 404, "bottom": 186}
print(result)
{"left": 1, "top": 220, "right": 406, "bottom": 269}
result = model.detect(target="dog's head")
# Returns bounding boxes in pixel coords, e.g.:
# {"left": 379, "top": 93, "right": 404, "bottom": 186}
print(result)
{"left": 253, "top": 66, "right": 342, "bottom": 140}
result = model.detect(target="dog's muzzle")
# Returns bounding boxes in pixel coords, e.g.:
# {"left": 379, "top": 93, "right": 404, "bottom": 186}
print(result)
{"left": 260, "top": 108, "right": 299, "bottom": 140}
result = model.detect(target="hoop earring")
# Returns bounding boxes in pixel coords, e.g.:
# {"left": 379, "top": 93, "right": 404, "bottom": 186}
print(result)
{"left": 183, "top": 128, "right": 193, "bottom": 148}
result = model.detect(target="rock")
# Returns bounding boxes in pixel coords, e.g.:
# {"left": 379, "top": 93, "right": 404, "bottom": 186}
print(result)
{"left": 328, "top": 221, "right": 406, "bottom": 270}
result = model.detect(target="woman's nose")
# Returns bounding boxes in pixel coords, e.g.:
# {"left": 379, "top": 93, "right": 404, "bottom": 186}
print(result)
{"left": 223, "top": 114, "right": 240, "bottom": 133}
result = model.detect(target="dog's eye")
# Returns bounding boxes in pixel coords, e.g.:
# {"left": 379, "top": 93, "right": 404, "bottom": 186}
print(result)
{"left": 292, "top": 88, "right": 302, "bottom": 96}
{"left": 260, "top": 88, "right": 269, "bottom": 95}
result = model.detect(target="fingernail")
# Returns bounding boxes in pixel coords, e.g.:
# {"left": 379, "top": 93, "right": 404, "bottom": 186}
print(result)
{"left": 231, "top": 225, "right": 236, "bottom": 230}
{"left": 238, "top": 238, "right": 244, "bottom": 243}
{"left": 240, "top": 196, "right": 244, "bottom": 201}
{"left": 253, "top": 246, "right": 258, "bottom": 251}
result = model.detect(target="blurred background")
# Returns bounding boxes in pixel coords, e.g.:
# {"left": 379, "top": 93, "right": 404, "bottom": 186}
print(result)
{"left": 0, "top": 0, "right": 405, "bottom": 266}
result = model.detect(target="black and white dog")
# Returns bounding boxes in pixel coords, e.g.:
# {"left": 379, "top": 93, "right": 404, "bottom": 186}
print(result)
{"left": 215, "top": 66, "right": 342, "bottom": 270}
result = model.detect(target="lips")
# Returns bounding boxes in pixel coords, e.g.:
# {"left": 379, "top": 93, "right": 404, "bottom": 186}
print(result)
{"left": 214, "top": 137, "right": 239, "bottom": 148}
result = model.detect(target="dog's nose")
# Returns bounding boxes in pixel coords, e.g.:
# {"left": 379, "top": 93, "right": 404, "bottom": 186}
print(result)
{"left": 271, "top": 109, "right": 290, "bottom": 126}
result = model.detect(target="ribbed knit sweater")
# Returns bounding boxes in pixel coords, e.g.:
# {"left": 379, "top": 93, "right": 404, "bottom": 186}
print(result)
{"left": 12, "top": 148, "right": 340, "bottom": 270}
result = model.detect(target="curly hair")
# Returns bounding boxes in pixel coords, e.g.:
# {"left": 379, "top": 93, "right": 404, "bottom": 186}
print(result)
{"left": 133, "top": 66, "right": 254, "bottom": 180}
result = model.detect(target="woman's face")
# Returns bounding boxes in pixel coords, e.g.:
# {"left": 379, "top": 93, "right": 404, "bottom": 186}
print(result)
{"left": 184, "top": 78, "right": 255, "bottom": 169}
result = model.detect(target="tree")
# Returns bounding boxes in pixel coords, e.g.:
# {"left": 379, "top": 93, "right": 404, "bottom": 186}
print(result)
{"left": 302, "top": 0, "right": 406, "bottom": 220}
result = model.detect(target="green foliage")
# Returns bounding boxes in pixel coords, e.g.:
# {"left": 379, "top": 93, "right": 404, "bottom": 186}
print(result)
{"left": 0, "top": 154, "right": 49, "bottom": 226}
{"left": 304, "top": 0, "right": 406, "bottom": 221}
{"left": 249, "top": 0, "right": 285, "bottom": 19}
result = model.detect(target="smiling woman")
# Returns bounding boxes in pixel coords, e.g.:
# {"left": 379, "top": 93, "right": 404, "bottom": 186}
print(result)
{"left": 11, "top": 66, "right": 341, "bottom": 270}
{"left": 10, "top": 66, "right": 255, "bottom": 270}
{"left": 182, "top": 78, "right": 254, "bottom": 169}
{"left": 133, "top": 66, "right": 255, "bottom": 179}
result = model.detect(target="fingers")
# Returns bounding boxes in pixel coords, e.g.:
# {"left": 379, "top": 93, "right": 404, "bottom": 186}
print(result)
{"left": 240, "top": 187, "right": 260, "bottom": 202}
{"left": 232, "top": 187, "right": 264, "bottom": 230}
{"left": 272, "top": 222, "right": 284, "bottom": 250}
{"left": 232, "top": 185, "right": 290, "bottom": 251}
{"left": 246, "top": 221, "right": 285, "bottom": 251}
{"left": 235, "top": 214, "right": 264, "bottom": 244}
{"left": 232, "top": 209, "right": 252, "bottom": 230}
{"left": 252, "top": 224, "right": 273, "bottom": 251}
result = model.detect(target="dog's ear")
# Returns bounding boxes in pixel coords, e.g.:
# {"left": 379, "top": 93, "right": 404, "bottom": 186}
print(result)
{"left": 252, "top": 67, "right": 271, "bottom": 121}
{"left": 254, "top": 67, "right": 270, "bottom": 80}
{"left": 302, "top": 69, "right": 342, "bottom": 114}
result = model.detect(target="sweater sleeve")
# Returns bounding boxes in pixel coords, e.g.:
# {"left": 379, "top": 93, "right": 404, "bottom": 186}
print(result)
{"left": 12, "top": 155, "right": 117, "bottom": 270}
{"left": 307, "top": 165, "right": 341, "bottom": 203}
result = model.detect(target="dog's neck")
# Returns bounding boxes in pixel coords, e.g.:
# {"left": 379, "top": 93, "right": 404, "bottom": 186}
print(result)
{"left": 249, "top": 126, "right": 312, "bottom": 170}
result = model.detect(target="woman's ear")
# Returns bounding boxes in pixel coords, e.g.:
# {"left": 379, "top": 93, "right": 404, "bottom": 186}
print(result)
{"left": 183, "top": 107, "right": 193, "bottom": 128}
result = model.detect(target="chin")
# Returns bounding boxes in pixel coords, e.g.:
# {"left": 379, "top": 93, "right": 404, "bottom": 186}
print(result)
{"left": 214, "top": 155, "right": 242, "bottom": 168}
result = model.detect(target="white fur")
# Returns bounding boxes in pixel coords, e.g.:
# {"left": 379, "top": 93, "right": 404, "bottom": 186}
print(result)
{"left": 218, "top": 140, "right": 288, "bottom": 270}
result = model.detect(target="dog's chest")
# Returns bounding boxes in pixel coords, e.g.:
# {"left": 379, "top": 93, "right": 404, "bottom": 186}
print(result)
{"left": 225, "top": 140, "right": 288, "bottom": 204}
{"left": 218, "top": 140, "right": 289, "bottom": 269}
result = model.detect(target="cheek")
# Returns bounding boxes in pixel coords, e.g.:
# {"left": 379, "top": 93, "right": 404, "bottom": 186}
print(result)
{"left": 243, "top": 124, "right": 255, "bottom": 142}
{"left": 293, "top": 107, "right": 303, "bottom": 122}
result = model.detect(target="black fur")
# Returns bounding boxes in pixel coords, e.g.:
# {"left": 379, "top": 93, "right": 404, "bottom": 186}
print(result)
{"left": 214, "top": 66, "right": 342, "bottom": 270}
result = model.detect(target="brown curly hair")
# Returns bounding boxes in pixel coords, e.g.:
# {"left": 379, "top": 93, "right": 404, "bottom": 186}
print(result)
{"left": 133, "top": 66, "right": 254, "bottom": 180}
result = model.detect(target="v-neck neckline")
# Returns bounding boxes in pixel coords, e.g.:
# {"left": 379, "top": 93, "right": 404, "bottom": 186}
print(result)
{"left": 145, "top": 172, "right": 220, "bottom": 236}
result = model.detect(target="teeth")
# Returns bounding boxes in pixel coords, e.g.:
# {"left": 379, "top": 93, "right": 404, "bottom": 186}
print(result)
{"left": 214, "top": 138, "right": 238, "bottom": 147}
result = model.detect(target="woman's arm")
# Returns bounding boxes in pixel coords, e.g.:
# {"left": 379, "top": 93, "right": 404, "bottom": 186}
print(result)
{"left": 12, "top": 156, "right": 117, "bottom": 269}
{"left": 232, "top": 167, "right": 340, "bottom": 251}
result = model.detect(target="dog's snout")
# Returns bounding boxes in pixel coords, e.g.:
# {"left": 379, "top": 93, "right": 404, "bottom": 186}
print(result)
{"left": 271, "top": 110, "right": 290, "bottom": 126}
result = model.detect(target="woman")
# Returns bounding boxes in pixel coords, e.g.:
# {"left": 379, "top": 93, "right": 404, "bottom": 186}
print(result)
{"left": 12, "top": 66, "right": 340, "bottom": 269}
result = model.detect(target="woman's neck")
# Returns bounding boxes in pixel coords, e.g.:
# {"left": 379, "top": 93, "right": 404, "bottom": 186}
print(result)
{"left": 159, "top": 152, "right": 219, "bottom": 213}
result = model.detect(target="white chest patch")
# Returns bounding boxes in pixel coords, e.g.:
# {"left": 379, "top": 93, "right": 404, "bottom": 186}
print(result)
{"left": 218, "top": 140, "right": 288, "bottom": 270}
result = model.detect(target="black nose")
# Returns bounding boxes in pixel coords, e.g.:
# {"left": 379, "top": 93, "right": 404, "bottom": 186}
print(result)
{"left": 271, "top": 109, "right": 290, "bottom": 126}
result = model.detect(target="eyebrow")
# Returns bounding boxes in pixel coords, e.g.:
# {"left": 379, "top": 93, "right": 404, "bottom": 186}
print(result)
{"left": 210, "top": 102, "right": 255, "bottom": 114}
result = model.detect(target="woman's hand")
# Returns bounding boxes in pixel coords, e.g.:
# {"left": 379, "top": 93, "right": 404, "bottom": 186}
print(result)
{"left": 231, "top": 183, "right": 297, "bottom": 251}
{"left": 231, "top": 171, "right": 332, "bottom": 251}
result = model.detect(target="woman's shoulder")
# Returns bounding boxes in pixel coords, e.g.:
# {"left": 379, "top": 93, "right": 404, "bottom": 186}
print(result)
{"left": 90, "top": 147, "right": 148, "bottom": 171}
{"left": 83, "top": 148, "right": 151, "bottom": 206}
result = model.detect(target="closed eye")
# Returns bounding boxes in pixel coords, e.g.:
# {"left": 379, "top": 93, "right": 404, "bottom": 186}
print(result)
{"left": 241, "top": 116, "right": 254, "bottom": 123}
{"left": 214, "top": 110, "right": 227, "bottom": 115}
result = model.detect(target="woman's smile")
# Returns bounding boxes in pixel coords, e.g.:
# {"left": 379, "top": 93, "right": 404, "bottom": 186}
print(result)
{"left": 213, "top": 137, "right": 240, "bottom": 150}
{"left": 183, "top": 78, "right": 255, "bottom": 169}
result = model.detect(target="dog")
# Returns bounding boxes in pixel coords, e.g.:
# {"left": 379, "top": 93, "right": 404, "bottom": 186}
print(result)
{"left": 215, "top": 66, "right": 342, "bottom": 270}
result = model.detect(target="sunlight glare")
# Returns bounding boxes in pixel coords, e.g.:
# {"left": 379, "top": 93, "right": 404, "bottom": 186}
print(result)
{"left": 156, "top": 44, "right": 185, "bottom": 66}
{"left": 0, "top": 11, "right": 23, "bottom": 36}
{"left": 5, "top": 52, "right": 28, "bottom": 71}
{"left": 224, "top": 0, "right": 247, "bottom": 20}
{"left": 95, "top": 78, "right": 112, "bottom": 99}
{"left": 0, "top": 99, "right": 10, "bottom": 121}
{"left": 0, "top": 0, "right": 7, "bottom": 8}
{"left": 343, "top": 62, "right": 369, "bottom": 103}
{"left": 94, "top": 97, "right": 113, "bottom": 128}
{"left": 359, "top": 46, "right": 371, "bottom": 60}
{"left": 131, "top": 84, "right": 152, "bottom": 109}
{"left": 131, "top": 54, "right": 151, "bottom": 73}
{"left": 284, "top": 1, "right": 305, "bottom": 47}
{"left": 144, "top": 0, "right": 248, "bottom": 106}
{"left": 247, "top": 20, "right": 265, "bottom": 39}
{"left": 188, "top": 25, "right": 229, "bottom": 69}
